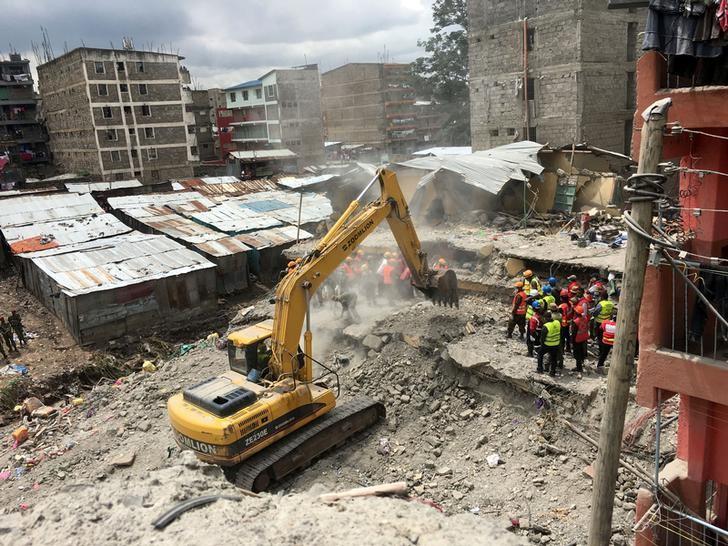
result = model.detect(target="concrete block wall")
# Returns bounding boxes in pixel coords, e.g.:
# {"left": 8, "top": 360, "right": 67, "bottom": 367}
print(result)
{"left": 469, "top": 0, "right": 645, "bottom": 154}
{"left": 38, "top": 47, "right": 193, "bottom": 181}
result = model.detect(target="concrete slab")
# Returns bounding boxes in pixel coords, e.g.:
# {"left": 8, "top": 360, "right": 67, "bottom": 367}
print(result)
{"left": 445, "top": 331, "right": 603, "bottom": 407}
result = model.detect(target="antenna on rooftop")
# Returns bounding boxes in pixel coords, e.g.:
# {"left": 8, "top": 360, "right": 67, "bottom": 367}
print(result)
{"left": 122, "top": 36, "right": 134, "bottom": 50}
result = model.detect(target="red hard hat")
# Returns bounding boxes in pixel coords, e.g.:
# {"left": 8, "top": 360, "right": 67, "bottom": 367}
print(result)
{"left": 560, "top": 289, "right": 568, "bottom": 297}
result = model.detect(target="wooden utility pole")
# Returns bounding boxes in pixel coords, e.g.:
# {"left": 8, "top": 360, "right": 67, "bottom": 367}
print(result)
{"left": 588, "top": 98, "right": 672, "bottom": 546}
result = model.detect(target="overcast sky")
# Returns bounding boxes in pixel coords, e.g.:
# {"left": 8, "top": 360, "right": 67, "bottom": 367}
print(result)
{"left": 2, "top": 0, "right": 434, "bottom": 89}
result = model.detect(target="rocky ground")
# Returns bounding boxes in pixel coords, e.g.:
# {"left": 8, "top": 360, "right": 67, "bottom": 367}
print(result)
{"left": 0, "top": 288, "right": 675, "bottom": 545}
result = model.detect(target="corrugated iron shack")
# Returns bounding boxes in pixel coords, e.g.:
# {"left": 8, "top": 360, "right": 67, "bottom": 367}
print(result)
{"left": 16, "top": 232, "right": 216, "bottom": 345}
{"left": 108, "top": 192, "right": 252, "bottom": 294}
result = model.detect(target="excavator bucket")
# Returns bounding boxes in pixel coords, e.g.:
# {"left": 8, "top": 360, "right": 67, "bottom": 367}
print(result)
{"left": 430, "top": 270, "right": 459, "bottom": 308}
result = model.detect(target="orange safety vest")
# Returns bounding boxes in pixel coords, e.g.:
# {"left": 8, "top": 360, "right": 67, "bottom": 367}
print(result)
{"left": 559, "top": 303, "right": 572, "bottom": 327}
{"left": 573, "top": 315, "right": 589, "bottom": 343}
{"left": 382, "top": 264, "right": 394, "bottom": 285}
{"left": 513, "top": 290, "right": 528, "bottom": 315}
{"left": 602, "top": 320, "right": 617, "bottom": 345}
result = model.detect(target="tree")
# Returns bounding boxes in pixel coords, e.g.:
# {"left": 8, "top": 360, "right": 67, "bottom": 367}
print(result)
{"left": 412, "top": 0, "right": 470, "bottom": 146}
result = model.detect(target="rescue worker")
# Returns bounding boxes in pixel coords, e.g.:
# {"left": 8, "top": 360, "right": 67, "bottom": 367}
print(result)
{"left": 342, "top": 257, "right": 356, "bottom": 280}
{"left": 549, "top": 303, "right": 565, "bottom": 369}
{"left": 591, "top": 293, "right": 615, "bottom": 341}
{"left": 380, "top": 258, "right": 396, "bottom": 300}
{"left": 433, "top": 258, "right": 449, "bottom": 271}
{"left": 566, "top": 275, "right": 580, "bottom": 293}
{"left": 507, "top": 281, "right": 528, "bottom": 339}
{"left": 571, "top": 305, "right": 590, "bottom": 374}
{"left": 377, "top": 252, "right": 391, "bottom": 297}
{"left": 547, "top": 276, "right": 559, "bottom": 292}
{"left": 597, "top": 309, "right": 618, "bottom": 373}
{"left": 360, "top": 263, "right": 377, "bottom": 304}
{"left": 0, "top": 317, "right": 17, "bottom": 353}
{"left": 0, "top": 329, "right": 6, "bottom": 359}
{"left": 278, "top": 260, "right": 296, "bottom": 281}
{"left": 523, "top": 270, "right": 541, "bottom": 292}
{"left": 542, "top": 285, "right": 556, "bottom": 307}
{"left": 333, "top": 292, "right": 361, "bottom": 323}
{"left": 539, "top": 311, "right": 562, "bottom": 376}
{"left": 527, "top": 301, "right": 544, "bottom": 358}
{"left": 399, "top": 264, "right": 414, "bottom": 299}
{"left": 8, "top": 311, "right": 25, "bottom": 347}
{"left": 558, "top": 289, "right": 572, "bottom": 354}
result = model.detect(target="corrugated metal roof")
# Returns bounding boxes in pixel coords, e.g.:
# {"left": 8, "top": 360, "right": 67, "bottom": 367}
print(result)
{"left": 193, "top": 236, "right": 252, "bottom": 258}
{"left": 0, "top": 193, "right": 104, "bottom": 228}
{"left": 229, "top": 149, "right": 297, "bottom": 161}
{"left": 25, "top": 232, "right": 215, "bottom": 296}
{"left": 0, "top": 187, "right": 61, "bottom": 199}
{"left": 4, "top": 213, "right": 131, "bottom": 253}
{"left": 173, "top": 179, "right": 277, "bottom": 197}
{"left": 225, "top": 79, "right": 262, "bottom": 91}
{"left": 181, "top": 201, "right": 282, "bottom": 234}
{"left": 276, "top": 174, "right": 338, "bottom": 189}
{"left": 235, "top": 190, "right": 333, "bottom": 224}
{"left": 413, "top": 146, "right": 473, "bottom": 157}
{"left": 235, "top": 225, "right": 313, "bottom": 249}
{"left": 65, "top": 179, "right": 142, "bottom": 193}
{"left": 107, "top": 192, "right": 214, "bottom": 211}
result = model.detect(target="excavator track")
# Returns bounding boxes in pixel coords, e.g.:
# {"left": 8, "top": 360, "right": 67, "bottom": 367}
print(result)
{"left": 224, "top": 397, "right": 385, "bottom": 492}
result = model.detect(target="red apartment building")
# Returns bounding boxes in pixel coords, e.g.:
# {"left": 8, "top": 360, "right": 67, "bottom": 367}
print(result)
{"left": 631, "top": 43, "right": 728, "bottom": 546}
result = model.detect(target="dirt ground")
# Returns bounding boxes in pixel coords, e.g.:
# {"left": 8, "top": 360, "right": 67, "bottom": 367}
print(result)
{"left": 0, "top": 289, "right": 676, "bottom": 545}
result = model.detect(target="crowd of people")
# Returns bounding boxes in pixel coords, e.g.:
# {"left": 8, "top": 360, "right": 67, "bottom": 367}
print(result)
{"left": 507, "top": 270, "right": 620, "bottom": 378}
{"left": 280, "top": 249, "right": 450, "bottom": 323}
{"left": 0, "top": 310, "right": 27, "bottom": 361}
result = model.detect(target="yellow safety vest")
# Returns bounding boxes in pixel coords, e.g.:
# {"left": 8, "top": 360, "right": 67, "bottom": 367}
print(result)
{"left": 544, "top": 320, "right": 561, "bottom": 347}
{"left": 596, "top": 300, "right": 614, "bottom": 323}
{"left": 543, "top": 294, "right": 556, "bottom": 307}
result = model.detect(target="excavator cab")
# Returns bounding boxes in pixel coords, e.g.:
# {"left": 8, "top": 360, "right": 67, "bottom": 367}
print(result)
{"left": 227, "top": 319, "right": 274, "bottom": 378}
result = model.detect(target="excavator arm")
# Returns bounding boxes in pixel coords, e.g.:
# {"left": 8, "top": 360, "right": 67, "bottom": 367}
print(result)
{"left": 268, "top": 168, "right": 458, "bottom": 382}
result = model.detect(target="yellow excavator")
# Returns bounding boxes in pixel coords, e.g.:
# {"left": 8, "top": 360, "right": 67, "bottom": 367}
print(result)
{"left": 167, "top": 169, "right": 458, "bottom": 491}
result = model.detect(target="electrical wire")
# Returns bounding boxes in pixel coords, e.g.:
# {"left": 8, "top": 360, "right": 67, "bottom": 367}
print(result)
{"left": 682, "top": 128, "right": 728, "bottom": 142}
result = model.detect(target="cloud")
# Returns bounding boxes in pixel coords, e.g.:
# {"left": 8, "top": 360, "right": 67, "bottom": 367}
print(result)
{"left": 1, "top": 0, "right": 434, "bottom": 89}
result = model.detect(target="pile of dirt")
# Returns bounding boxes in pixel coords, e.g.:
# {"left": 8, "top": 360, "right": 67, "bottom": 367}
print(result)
{"left": 0, "top": 453, "right": 526, "bottom": 545}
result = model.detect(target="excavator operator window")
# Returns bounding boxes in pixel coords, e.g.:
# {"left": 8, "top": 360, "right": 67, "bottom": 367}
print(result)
{"left": 228, "top": 341, "right": 272, "bottom": 378}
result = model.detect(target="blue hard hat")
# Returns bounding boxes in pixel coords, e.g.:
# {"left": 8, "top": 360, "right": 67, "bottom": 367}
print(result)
{"left": 542, "top": 285, "right": 552, "bottom": 294}
{"left": 532, "top": 301, "right": 541, "bottom": 309}
{"left": 548, "top": 277, "right": 557, "bottom": 285}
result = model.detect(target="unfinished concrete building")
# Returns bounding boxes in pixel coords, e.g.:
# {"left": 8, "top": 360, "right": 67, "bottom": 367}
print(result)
{"left": 218, "top": 65, "right": 325, "bottom": 171}
{"left": 468, "top": 1, "right": 645, "bottom": 155}
{"left": 0, "top": 53, "right": 50, "bottom": 176}
{"left": 321, "top": 63, "right": 419, "bottom": 160}
{"left": 38, "top": 47, "right": 197, "bottom": 182}
{"left": 188, "top": 90, "right": 215, "bottom": 161}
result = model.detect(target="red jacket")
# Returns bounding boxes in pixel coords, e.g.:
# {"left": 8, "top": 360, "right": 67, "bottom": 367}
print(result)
{"left": 572, "top": 315, "right": 589, "bottom": 343}
{"left": 381, "top": 264, "right": 394, "bottom": 285}
{"left": 529, "top": 315, "right": 543, "bottom": 334}
{"left": 513, "top": 290, "right": 528, "bottom": 315}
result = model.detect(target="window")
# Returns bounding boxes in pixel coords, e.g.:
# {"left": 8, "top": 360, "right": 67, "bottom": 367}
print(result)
{"left": 626, "top": 71, "right": 636, "bottom": 109}
{"left": 507, "top": 127, "right": 516, "bottom": 136}
{"left": 144, "top": 127, "right": 155, "bottom": 139}
{"left": 151, "top": 169, "right": 160, "bottom": 180}
{"left": 242, "top": 90, "right": 248, "bottom": 101}
{"left": 128, "top": 127, "right": 136, "bottom": 135}
{"left": 627, "top": 22, "right": 638, "bottom": 62}
{"left": 105, "top": 129, "right": 118, "bottom": 141}
{"left": 102, "top": 106, "right": 113, "bottom": 119}
{"left": 200, "top": 127, "right": 208, "bottom": 133}
{"left": 229, "top": 92, "right": 237, "bottom": 102}
{"left": 123, "top": 106, "right": 132, "bottom": 115}
{"left": 141, "top": 104, "right": 151, "bottom": 116}
{"left": 255, "top": 88, "right": 262, "bottom": 99}
{"left": 116, "top": 61, "right": 125, "bottom": 72}
{"left": 187, "top": 125, "right": 195, "bottom": 134}
{"left": 130, "top": 149, "right": 138, "bottom": 158}
{"left": 111, "top": 150, "right": 121, "bottom": 162}
{"left": 120, "top": 83, "right": 128, "bottom": 93}
{"left": 489, "top": 129, "right": 499, "bottom": 137}
{"left": 136, "top": 62, "right": 144, "bottom": 73}
{"left": 526, "top": 77, "right": 535, "bottom": 100}
{"left": 94, "top": 62, "right": 105, "bottom": 74}
{"left": 190, "top": 146, "right": 198, "bottom": 156}
{"left": 146, "top": 147, "right": 158, "bottom": 160}
{"left": 134, "top": 170, "right": 142, "bottom": 177}
{"left": 97, "top": 84, "right": 108, "bottom": 96}
{"left": 527, "top": 28, "right": 535, "bottom": 52}
{"left": 138, "top": 83, "right": 148, "bottom": 95}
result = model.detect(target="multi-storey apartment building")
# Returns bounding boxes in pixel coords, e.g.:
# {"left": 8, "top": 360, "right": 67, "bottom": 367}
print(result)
{"left": 38, "top": 47, "right": 196, "bottom": 182}
{"left": 216, "top": 65, "right": 324, "bottom": 170}
{"left": 0, "top": 53, "right": 49, "bottom": 173}
{"left": 321, "top": 63, "right": 420, "bottom": 160}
